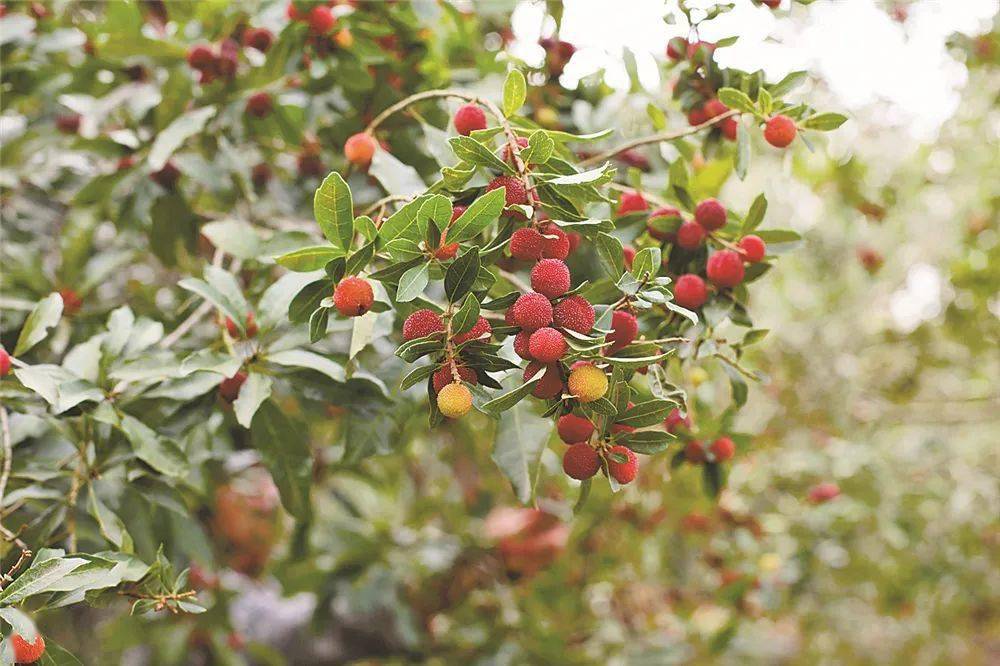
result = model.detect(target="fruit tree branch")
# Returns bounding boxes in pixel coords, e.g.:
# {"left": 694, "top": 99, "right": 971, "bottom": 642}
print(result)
{"left": 579, "top": 110, "right": 738, "bottom": 167}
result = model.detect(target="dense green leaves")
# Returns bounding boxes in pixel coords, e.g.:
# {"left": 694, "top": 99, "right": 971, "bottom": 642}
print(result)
{"left": 314, "top": 172, "right": 355, "bottom": 250}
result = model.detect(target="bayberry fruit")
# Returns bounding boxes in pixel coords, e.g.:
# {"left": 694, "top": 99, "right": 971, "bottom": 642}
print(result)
{"left": 187, "top": 44, "right": 215, "bottom": 70}
{"left": 524, "top": 362, "right": 563, "bottom": 399}
{"left": 510, "top": 227, "right": 545, "bottom": 261}
{"left": 623, "top": 246, "right": 636, "bottom": 269}
{"left": 513, "top": 331, "right": 533, "bottom": 360}
{"left": 664, "top": 408, "right": 691, "bottom": 433}
{"left": 607, "top": 445, "right": 638, "bottom": 484}
{"left": 245, "top": 92, "right": 273, "bottom": 118}
{"left": 557, "top": 414, "right": 594, "bottom": 444}
{"left": 432, "top": 364, "right": 477, "bottom": 393}
{"left": 808, "top": 482, "right": 841, "bottom": 503}
{"left": 706, "top": 250, "right": 745, "bottom": 288}
{"left": 616, "top": 190, "right": 649, "bottom": 216}
{"left": 244, "top": 27, "right": 274, "bottom": 53}
{"left": 11, "top": 634, "right": 45, "bottom": 664}
{"left": 487, "top": 175, "right": 528, "bottom": 206}
{"left": 528, "top": 327, "right": 567, "bottom": 363}
{"left": 308, "top": 5, "right": 336, "bottom": 34}
{"left": 344, "top": 133, "right": 376, "bottom": 167}
{"left": 150, "top": 161, "right": 181, "bottom": 190}
{"left": 739, "top": 234, "right": 766, "bottom": 263}
{"left": 703, "top": 98, "right": 728, "bottom": 119}
{"left": 673, "top": 274, "right": 708, "bottom": 310}
{"left": 219, "top": 371, "right": 247, "bottom": 402}
{"left": 764, "top": 114, "right": 797, "bottom": 148}
{"left": 510, "top": 292, "right": 553, "bottom": 331}
{"left": 530, "top": 259, "right": 571, "bottom": 298}
{"left": 710, "top": 436, "right": 735, "bottom": 462}
{"left": 676, "top": 220, "right": 706, "bottom": 249}
{"left": 59, "top": 288, "right": 82, "bottom": 316}
{"left": 552, "top": 295, "right": 595, "bottom": 334}
{"left": 0, "top": 347, "right": 11, "bottom": 377}
{"left": 453, "top": 104, "right": 487, "bottom": 136}
{"left": 567, "top": 363, "right": 608, "bottom": 403}
{"left": 437, "top": 382, "right": 472, "bottom": 418}
{"left": 452, "top": 316, "right": 491, "bottom": 345}
{"left": 695, "top": 198, "right": 727, "bottom": 231}
{"left": 685, "top": 440, "right": 706, "bottom": 463}
{"left": 563, "top": 444, "right": 600, "bottom": 480}
{"left": 647, "top": 207, "right": 682, "bottom": 241}
{"left": 402, "top": 309, "right": 444, "bottom": 341}
{"left": 333, "top": 276, "right": 374, "bottom": 317}
{"left": 606, "top": 310, "right": 638, "bottom": 353}
{"left": 539, "top": 223, "right": 570, "bottom": 259}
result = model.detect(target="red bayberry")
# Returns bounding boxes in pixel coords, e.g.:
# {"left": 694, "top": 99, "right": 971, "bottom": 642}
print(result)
{"left": 219, "top": 371, "right": 247, "bottom": 402}
{"left": 453, "top": 104, "right": 487, "bottom": 136}
{"left": 453, "top": 316, "right": 491, "bottom": 345}
{"left": 606, "top": 310, "right": 638, "bottom": 353}
{"left": 244, "top": 27, "right": 274, "bottom": 52}
{"left": 510, "top": 227, "right": 545, "bottom": 261}
{"left": 622, "top": 246, "right": 636, "bottom": 270}
{"left": 673, "top": 274, "right": 708, "bottom": 309}
{"left": 11, "top": 634, "right": 45, "bottom": 664}
{"left": 333, "top": 276, "right": 374, "bottom": 317}
{"left": 286, "top": 2, "right": 303, "bottom": 21}
{"left": 530, "top": 259, "right": 571, "bottom": 299}
{"left": 539, "top": 223, "right": 570, "bottom": 259}
{"left": 764, "top": 114, "right": 797, "bottom": 148}
{"left": 0, "top": 347, "right": 11, "bottom": 377}
{"left": 647, "top": 206, "right": 682, "bottom": 242}
{"left": 487, "top": 175, "right": 528, "bottom": 207}
{"left": 432, "top": 364, "right": 477, "bottom": 393}
{"left": 433, "top": 231, "right": 459, "bottom": 260}
{"left": 511, "top": 292, "right": 553, "bottom": 331}
{"left": 685, "top": 440, "right": 706, "bottom": 463}
{"left": 616, "top": 190, "right": 649, "bottom": 216}
{"left": 150, "top": 161, "right": 181, "bottom": 190}
{"left": 808, "top": 482, "right": 841, "bottom": 503}
{"left": 402, "top": 309, "right": 444, "bottom": 341}
{"left": 676, "top": 220, "right": 705, "bottom": 250}
{"left": 187, "top": 44, "right": 215, "bottom": 70}
{"left": 245, "top": 92, "right": 273, "bottom": 118}
{"left": 503, "top": 136, "right": 530, "bottom": 165}
{"left": 706, "top": 250, "right": 745, "bottom": 288}
{"left": 607, "top": 445, "right": 638, "bottom": 484}
{"left": 523, "top": 362, "right": 563, "bottom": 399}
{"left": 251, "top": 163, "right": 271, "bottom": 189}
{"left": 710, "top": 436, "right": 735, "bottom": 462}
{"left": 688, "top": 105, "right": 709, "bottom": 126}
{"left": 695, "top": 198, "right": 727, "bottom": 231}
{"left": 58, "top": 288, "right": 82, "bottom": 316}
{"left": 552, "top": 295, "right": 595, "bottom": 334}
{"left": 297, "top": 153, "right": 324, "bottom": 177}
{"left": 216, "top": 39, "right": 239, "bottom": 79}
{"left": 664, "top": 408, "right": 691, "bottom": 433}
{"left": 344, "top": 133, "right": 376, "bottom": 167}
{"left": 721, "top": 116, "right": 739, "bottom": 141}
{"left": 563, "top": 443, "right": 600, "bottom": 480}
{"left": 513, "top": 331, "right": 533, "bottom": 360}
{"left": 666, "top": 36, "right": 688, "bottom": 61}
{"left": 308, "top": 5, "right": 336, "bottom": 33}
{"left": 567, "top": 232, "right": 582, "bottom": 255}
{"left": 557, "top": 414, "right": 594, "bottom": 444}
{"left": 739, "top": 235, "right": 766, "bottom": 263}
{"left": 528, "top": 327, "right": 567, "bottom": 363}
{"left": 56, "top": 114, "right": 80, "bottom": 134}
{"left": 703, "top": 99, "right": 728, "bottom": 119}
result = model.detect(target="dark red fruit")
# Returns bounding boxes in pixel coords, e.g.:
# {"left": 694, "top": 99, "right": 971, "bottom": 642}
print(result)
{"left": 557, "top": 414, "right": 594, "bottom": 444}
{"left": 695, "top": 198, "right": 727, "bottom": 231}
{"left": 673, "top": 274, "right": 708, "bottom": 309}
{"left": 607, "top": 445, "right": 638, "bottom": 484}
{"left": 676, "top": 220, "right": 706, "bottom": 250}
{"left": 606, "top": 310, "right": 638, "bottom": 354}
{"left": 453, "top": 104, "right": 488, "bottom": 136}
{"left": 487, "top": 175, "right": 529, "bottom": 207}
{"left": 764, "top": 114, "right": 797, "bottom": 148}
{"left": 563, "top": 443, "right": 600, "bottom": 480}
{"left": 706, "top": 250, "right": 745, "bottom": 288}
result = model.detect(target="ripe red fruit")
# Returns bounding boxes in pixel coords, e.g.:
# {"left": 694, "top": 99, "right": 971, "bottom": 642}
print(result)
{"left": 432, "top": 364, "right": 477, "bottom": 393}
{"left": 453, "top": 104, "right": 487, "bottom": 136}
{"left": 11, "top": 634, "right": 45, "bottom": 664}
{"left": 487, "top": 175, "right": 528, "bottom": 207}
{"left": 567, "top": 232, "right": 582, "bottom": 255}
{"left": 511, "top": 292, "right": 553, "bottom": 331}
{"left": 695, "top": 198, "right": 727, "bottom": 231}
{"left": 528, "top": 327, "right": 567, "bottom": 363}
{"left": 0, "top": 347, "right": 11, "bottom": 377}
{"left": 764, "top": 114, "right": 797, "bottom": 148}
{"left": 523, "top": 362, "right": 563, "bottom": 399}
{"left": 56, "top": 114, "right": 80, "bottom": 134}
{"left": 219, "top": 371, "right": 247, "bottom": 402}
{"left": 710, "top": 436, "right": 735, "bottom": 462}
{"left": 687, "top": 105, "right": 709, "bottom": 126}
{"left": 308, "top": 5, "right": 336, "bottom": 33}
{"left": 706, "top": 250, "right": 745, "bottom": 288}
{"left": 616, "top": 190, "right": 649, "bottom": 216}
{"left": 216, "top": 39, "right": 239, "bottom": 79}
{"left": 739, "top": 234, "right": 767, "bottom": 263}
{"left": 606, "top": 310, "right": 638, "bottom": 353}
{"left": 666, "top": 36, "right": 688, "bottom": 61}
{"left": 286, "top": 2, "right": 303, "bottom": 21}
{"left": 685, "top": 440, "right": 706, "bottom": 463}
{"left": 563, "top": 443, "right": 600, "bottom": 480}
{"left": 762, "top": 0, "right": 781, "bottom": 7}
{"left": 244, "top": 27, "right": 274, "bottom": 53}
{"left": 539, "top": 223, "right": 570, "bottom": 259}
{"left": 607, "top": 445, "right": 638, "bottom": 484}
{"left": 557, "top": 414, "right": 594, "bottom": 444}
{"left": 513, "top": 331, "right": 533, "bottom": 360}
{"left": 187, "top": 44, "right": 215, "bottom": 70}
{"left": 150, "top": 161, "right": 181, "bottom": 190}
{"left": 622, "top": 246, "right": 636, "bottom": 269}
{"left": 225, "top": 312, "right": 258, "bottom": 339}
{"left": 664, "top": 408, "right": 691, "bottom": 433}
{"left": 433, "top": 231, "right": 459, "bottom": 260}
{"left": 510, "top": 227, "right": 545, "bottom": 261}
{"left": 297, "top": 153, "right": 324, "bottom": 177}
{"left": 618, "top": 149, "right": 650, "bottom": 171}
{"left": 719, "top": 116, "right": 739, "bottom": 141}
{"left": 58, "top": 288, "right": 82, "bottom": 316}
{"left": 402, "top": 309, "right": 444, "bottom": 341}
{"left": 673, "top": 274, "right": 708, "bottom": 309}
{"left": 552, "top": 294, "right": 595, "bottom": 334}
{"left": 344, "top": 133, "right": 376, "bottom": 167}
{"left": 676, "top": 220, "right": 705, "bottom": 250}
{"left": 251, "top": 163, "right": 271, "bottom": 189}
{"left": 333, "top": 276, "right": 374, "bottom": 317}
{"left": 703, "top": 99, "right": 728, "bottom": 119}
{"left": 453, "top": 316, "right": 491, "bottom": 345}
{"left": 647, "top": 206, "right": 682, "bottom": 242}
{"left": 808, "top": 482, "right": 841, "bottom": 503}
{"left": 530, "top": 259, "right": 571, "bottom": 298}
{"left": 245, "top": 92, "right": 273, "bottom": 118}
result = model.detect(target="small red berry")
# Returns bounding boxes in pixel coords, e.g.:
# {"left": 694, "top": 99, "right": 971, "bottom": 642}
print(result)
{"left": 687, "top": 105, "right": 709, "bottom": 126}
{"left": 685, "top": 440, "right": 706, "bottom": 463}
{"left": 706, "top": 250, "right": 745, "bottom": 288}
{"left": 332, "top": 276, "right": 374, "bottom": 317}
{"left": 563, "top": 443, "right": 600, "bottom": 480}
{"left": 452, "top": 316, "right": 491, "bottom": 345}
{"left": 739, "top": 235, "right": 767, "bottom": 263}
{"left": 286, "top": 2, "right": 303, "bottom": 21}
{"left": 607, "top": 445, "right": 638, "bottom": 484}
{"left": 251, "top": 163, "right": 272, "bottom": 189}
{"left": 616, "top": 190, "right": 648, "bottom": 217}
{"left": 557, "top": 414, "right": 594, "bottom": 444}
{"left": 606, "top": 310, "right": 638, "bottom": 354}
{"left": 453, "top": 104, "right": 488, "bottom": 136}
{"left": 523, "top": 362, "right": 563, "bottom": 399}
{"left": 219, "top": 371, "right": 247, "bottom": 402}
{"left": 530, "top": 259, "right": 571, "bottom": 299}
{"left": 513, "top": 331, "right": 533, "bottom": 360}
{"left": 721, "top": 116, "right": 739, "bottom": 141}
{"left": 402, "top": 309, "right": 444, "bottom": 341}
{"left": 527, "top": 327, "right": 567, "bottom": 363}
{"left": 297, "top": 153, "right": 324, "bottom": 177}
{"left": 511, "top": 292, "right": 554, "bottom": 331}
{"left": 552, "top": 295, "right": 595, "bottom": 334}
{"left": 647, "top": 207, "right": 682, "bottom": 242}
{"left": 187, "top": 44, "right": 215, "bottom": 70}
{"left": 622, "top": 246, "right": 636, "bottom": 269}
{"left": 764, "top": 114, "right": 797, "bottom": 148}
{"left": 245, "top": 92, "right": 273, "bottom": 119}
{"left": 308, "top": 5, "right": 336, "bottom": 34}
{"left": 510, "top": 227, "right": 545, "bottom": 261}
{"left": 487, "top": 175, "right": 528, "bottom": 207}
{"left": 666, "top": 36, "right": 688, "bottom": 61}
{"left": 663, "top": 408, "right": 691, "bottom": 434}
{"left": 244, "top": 27, "right": 274, "bottom": 53}
{"left": 503, "top": 136, "right": 530, "bottom": 165}
{"left": 56, "top": 114, "right": 81, "bottom": 134}
{"left": 539, "top": 223, "right": 570, "bottom": 260}
{"left": 695, "top": 198, "right": 727, "bottom": 231}
{"left": 808, "top": 482, "right": 841, "bottom": 503}
{"left": 676, "top": 220, "right": 706, "bottom": 250}
{"left": 673, "top": 274, "right": 708, "bottom": 309}
{"left": 58, "top": 288, "right": 82, "bottom": 316}
{"left": 703, "top": 99, "right": 728, "bottom": 119}
{"left": 11, "top": 634, "right": 45, "bottom": 664}
{"left": 0, "top": 347, "right": 11, "bottom": 377}
{"left": 224, "top": 312, "right": 258, "bottom": 339}
{"left": 150, "top": 161, "right": 181, "bottom": 190}
{"left": 432, "top": 364, "right": 477, "bottom": 393}
{"left": 710, "top": 436, "right": 735, "bottom": 462}
{"left": 344, "top": 133, "right": 376, "bottom": 168}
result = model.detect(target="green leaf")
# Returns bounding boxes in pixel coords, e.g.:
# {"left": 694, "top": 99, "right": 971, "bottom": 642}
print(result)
{"left": 418, "top": 194, "right": 454, "bottom": 233}
{"left": 491, "top": 401, "right": 552, "bottom": 503}
{"left": 0, "top": 557, "right": 87, "bottom": 605}
{"left": 717, "top": 87, "right": 757, "bottom": 115}
{"left": 754, "top": 229, "right": 801, "bottom": 244}
{"left": 631, "top": 247, "right": 661, "bottom": 279}
{"left": 522, "top": 130, "right": 555, "bottom": 165}
{"left": 275, "top": 245, "right": 344, "bottom": 272}
{"left": 345, "top": 239, "right": 376, "bottom": 276}
{"left": 267, "top": 349, "right": 345, "bottom": 383}
{"left": 447, "top": 188, "right": 505, "bottom": 244}
{"left": 309, "top": 307, "right": 329, "bottom": 343}
{"left": 87, "top": 486, "right": 132, "bottom": 550}
{"left": 177, "top": 276, "right": 243, "bottom": 332}
{"left": 647, "top": 103, "right": 667, "bottom": 131}
{"left": 619, "top": 430, "right": 673, "bottom": 454}
{"left": 200, "top": 219, "right": 262, "bottom": 261}
{"left": 594, "top": 232, "right": 624, "bottom": 277}
{"left": 116, "top": 413, "right": 189, "bottom": 477}
{"left": 802, "top": 112, "right": 848, "bottom": 131}
{"left": 448, "top": 136, "right": 513, "bottom": 173}
{"left": 742, "top": 193, "right": 768, "bottom": 232}
{"left": 451, "top": 293, "right": 481, "bottom": 334}
{"left": 377, "top": 195, "right": 430, "bottom": 246}
{"left": 444, "top": 247, "right": 480, "bottom": 303}
{"left": 288, "top": 279, "right": 332, "bottom": 323}
{"left": 14, "top": 293, "right": 63, "bottom": 356}
{"left": 481, "top": 373, "right": 542, "bottom": 415}
{"left": 769, "top": 70, "right": 808, "bottom": 97}
{"left": 233, "top": 373, "right": 272, "bottom": 428}
{"left": 147, "top": 106, "right": 216, "bottom": 170}
{"left": 396, "top": 263, "right": 430, "bottom": 303}
{"left": 573, "top": 478, "right": 592, "bottom": 514}
{"left": 503, "top": 69, "right": 527, "bottom": 117}
{"left": 314, "top": 172, "right": 354, "bottom": 250}
{"left": 399, "top": 364, "right": 436, "bottom": 391}
{"left": 615, "top": 399, "right": 674, "bottom": 427}
{"left": 735, "top": 119, "right": 751, "bottom": 181}
{"left": 250, "top": 400, "right": 313, "bottom": 520}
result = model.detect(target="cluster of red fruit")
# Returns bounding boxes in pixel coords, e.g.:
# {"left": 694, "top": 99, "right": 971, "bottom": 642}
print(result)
{"left": 664, "top": 408, "right": 737, "bottom": 466}
{"left": 185, "top": 39, "right": 240, "bottom": 85}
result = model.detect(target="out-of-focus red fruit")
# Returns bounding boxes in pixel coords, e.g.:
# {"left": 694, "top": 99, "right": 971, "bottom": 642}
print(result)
{"left": 721, "top": 116, "right": 739, "bottom": 141}
{"left": 739, "top": 235, "right": 767, "bottom": 263}
{"left": 219, "top": 371, "right": 247, "bottom": 402}
{"left": 664, "top": 408, "right": 691, "bottom": 433}
{"left": 244, "top": 27, "right": 274, "bottom": 53}
{"left": 647, "top": 207, "right": 683, "bottom": 242}
{"left": 213, "top": 469, "right": 282, "bottom": 576}
{"left": 666, "top": 36, "right": 688, "bottom": 61}
{"left": 808, "top": 482, "right": 841, "bottom": 503}
{"left": 453, "top": 104, "right": 488, "bottom": 136}
{"left": 11, "top": 634, "right": 45, "bottom": 664}
{"left": 344, "top": 132, "right": 376, "bottom": 167}
{"left": 622, "top": 245, "right": 636, "bottom": 269}
{"left": 685, "top": 440, "right": 706, "bottom": 463}
{"left": 484, "top": 507, "right": 569, "bottom": 577}
{"left": 59, "top": 288, "right": 82, "bottom": 316}
{"left": 676, "top": 220, "right": 706, "bottom": 250}
{"left": 150, "top": 161, "right": 181, "bottom": 190}
{"left": 56, "top": 114, "right": 81, "bottom": 134}
{"left": 245, "top": 91, "right": 273, "bottom": 118}
{"left": 0, "top": 347, "right": 11, "bottom": 377}
{"left": 673, "top": 274, "right": 708, "bottom": 309}
{"left": 616, "top": 190, "right": 649, "bottom": 217}
{"left": 187, "top": 44, "right": 215, "bottom": 70}
{"left": 710, "top": 436, "right": 735, "bottom": 462}
{"left": 706, "top": 250, "right": 745, "bottom": 288}
{"left": 308, "top": 5, "right": 336, "bottom": 34}
{"left": 251, "top": 163, "right": 272, "bottom": 189}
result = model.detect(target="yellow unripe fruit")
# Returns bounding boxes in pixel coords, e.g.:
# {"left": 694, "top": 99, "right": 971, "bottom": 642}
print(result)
{"left": 535, "top": 106, "right": 560, "bottom": 129}
{"left": 568, "top": 364, "right": 608, "bottom": 403}
{"left": 437, "top": 382, "right": 472, "bottom": 418}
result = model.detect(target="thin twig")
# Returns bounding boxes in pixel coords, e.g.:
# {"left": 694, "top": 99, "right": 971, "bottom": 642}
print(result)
{"left": 495, "top": 267, "right": 531, "bottom": 294}
{"left": 158, "top": 251, "right": 233, "bottom": 350}
{"left": 360, "top": 194, "right": 413, "bottom": 219}
{"left": 0, "top": 407, "right": 12, "bottom": 517}
{"left": 579, "top": 110, "right": 738, "bottom": 167}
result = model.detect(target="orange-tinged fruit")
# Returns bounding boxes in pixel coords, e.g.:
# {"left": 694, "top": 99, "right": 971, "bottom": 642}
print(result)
{"left": 567, "top": 363, "right": 608, "bottom": 403}
{"left": 437, "top": 382, "right": 472, "bottom": 418}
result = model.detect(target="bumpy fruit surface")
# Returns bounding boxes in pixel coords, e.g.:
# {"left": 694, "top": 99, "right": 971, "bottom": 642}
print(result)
{"left": 673, "top": 274, "right": 708, "bottom": 310}
{"left": 616, "top": 190, "right": 648, "bottom": 216}
{"left": 606, "top": 310, "right": 638, "bottom": 353}
{"left": 557, "top": 414, "right": 594, "bottom": 444}
{"left": 567, "top": 363, "right": 608, "bottom": 403}
{"left": 402, "top": 309, "right": 444, "bottom": 341}
{"left": 453, "top": 104, "right": 487, "bottom": 136}
{"left": 510, "top": 227, "right": 545, "bottom": 260}
{"left": 706, "top": 250, "right": 745, "bottom": 288}
{"left": 245, "top": 92, "right": 273, "bottom": 118}
{"left": 524, "top": 362, "right": 563, "bottom": 399}
{"left": 219, "top": 371, "right": 247, "bottom": 402}
{"left": 333, "top": 276, "right": 375, "bottom": 316}
{"left": 433, "top": 228, "right": 459, "bottom": 260}
{"left": 432, "top": 365, "right": 477, "bottom": 393}
{"left": 510, "top": 292, "right": 553, "bottom": 331}
{"left": 563, "top": 444, "right": 600, "bottom": 480}
{"left": 664, "top": 408, "right": 692, "bottom": 433}
{"left": 0, "top": 347, "right": 10, "bottom": 377}
{"left": 607, "top": 445, "right": 638, "bottom": 484}
{"left": 437, "top": 382, "right": 472, "bottom": 418}
{"left": 695, "top": 198, "right": 727, "bottom": 231}
{"left": 528, "top": 327, "right": 567, "bottom": 363}
{"left": 513, "top": 331, "right": 533, "bottom": 360}
{"left": 552, "top": 295, "right": 595, "bottom": 334}
{"left": 676, "top": 220, "right": 705, "bottom": 250}
{"left": 11, "top": 634, "right": 45, "bottom": 664}
{"left": 344, "top": 133, "right": 376, "bottom": 167}
{"left": 530, "top": 259, "right": 570, "bottom": 298}
{"left": 487, "top": 175, "right": 528, "bottom": 207}
{"left": 710, "top": 436, "right": 735, "bottom": 462}
{"left": 721, "top": 116, "right": 739, "bottom": 141}
{"left": 539, "top": 223, "right": 570, "bottom": 259}
{"left": 647, "top": 206, "right": 682, "bottom": 241}
{"left": 452, "top": 316, "right": 491, "bottom": 345}
{"left": 308, "top": 5, "right": 336, "bottom": 33}
{"left": 739, "top": 234, "right": 767, "bottom": 263}
{"left": 764, "top": 114, "right": 797, "bottom": 148}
